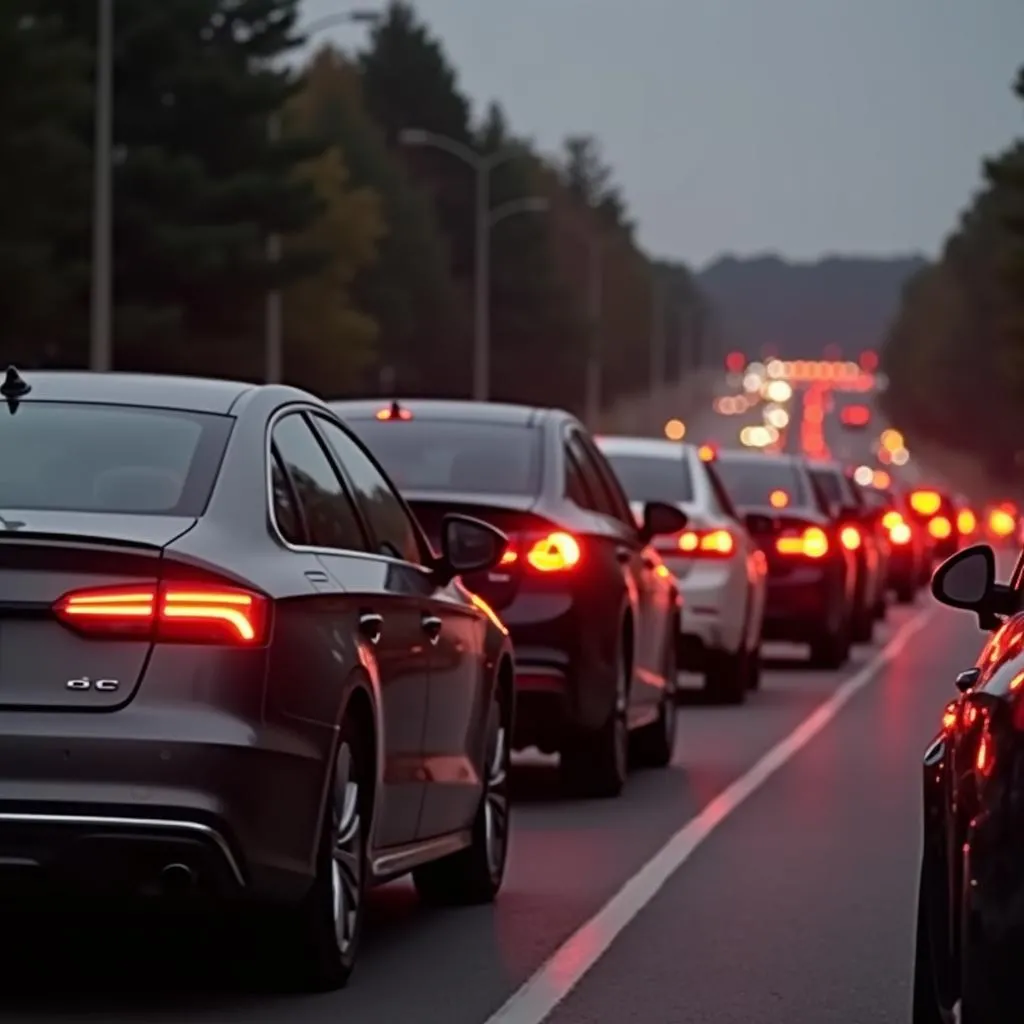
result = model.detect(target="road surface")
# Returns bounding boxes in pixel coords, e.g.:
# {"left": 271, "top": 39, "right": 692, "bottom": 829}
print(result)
{"left": 0, "top": 599, "right": 979, "bottom": 1023}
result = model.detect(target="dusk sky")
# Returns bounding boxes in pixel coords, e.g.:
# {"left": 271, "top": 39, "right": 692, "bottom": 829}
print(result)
{"left": 303, "top": 0, "right": 1024, "bottom": 268}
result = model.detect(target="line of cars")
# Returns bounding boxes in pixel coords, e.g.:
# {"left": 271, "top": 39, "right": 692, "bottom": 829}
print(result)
{"left": 0, "top": 366, "right": 959, "bottom": 993}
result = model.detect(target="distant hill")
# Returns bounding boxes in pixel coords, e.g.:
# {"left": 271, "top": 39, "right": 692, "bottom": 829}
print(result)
{"left": 697, "top": 253, "right": 928, "bottom": 360}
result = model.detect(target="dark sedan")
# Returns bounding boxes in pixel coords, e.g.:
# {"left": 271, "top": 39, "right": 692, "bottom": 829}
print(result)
{"left": 0, "top": 368, "right": 514, "bottom": 990}
{"left": 333, "top": 398, "right": 686, "bottom": 799}
{"left": 915, "top": 543, "right": 1024, "bottom": 1023}
{"left": 713, "top": 450, "right": 856, "bottom": 668}
{"left": 807, "top": 460, "right": 886, "bottom": 642}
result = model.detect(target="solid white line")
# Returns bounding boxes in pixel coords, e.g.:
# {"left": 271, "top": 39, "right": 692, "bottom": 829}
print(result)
{"left": 483, "top": 607, "right": 936, "bottom": 1024}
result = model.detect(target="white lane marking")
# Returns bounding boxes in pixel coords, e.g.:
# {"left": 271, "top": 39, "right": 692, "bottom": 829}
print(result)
{"left": 484, "top": 607, "right": 935, "bottom": 1024}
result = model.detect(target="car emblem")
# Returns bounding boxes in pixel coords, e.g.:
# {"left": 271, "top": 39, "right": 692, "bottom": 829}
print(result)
{"left": 66, "top": 677, "right": 120, "bottom": 691}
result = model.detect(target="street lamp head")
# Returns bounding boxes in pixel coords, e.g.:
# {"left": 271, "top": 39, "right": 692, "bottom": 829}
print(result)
{"left": 398, "top": 128, "right": 429, "bottom": 147}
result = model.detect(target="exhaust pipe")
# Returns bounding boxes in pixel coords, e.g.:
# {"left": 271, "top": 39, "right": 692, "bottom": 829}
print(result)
{"left": 160, "top": 862, "right": 196, "bottom": 893}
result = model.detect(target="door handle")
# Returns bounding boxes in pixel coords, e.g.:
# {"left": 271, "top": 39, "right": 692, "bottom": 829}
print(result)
{"left": 358, "top": 612, "right": 383, "bottom": 645}
{"left": 304, "top": 570, "right": 330, "bottom": 584}
{"left": 421, "top": 615, "right": 442, "bottom": 645}
{"left": 955, "top": 667, "right": 980, "bottom": 693}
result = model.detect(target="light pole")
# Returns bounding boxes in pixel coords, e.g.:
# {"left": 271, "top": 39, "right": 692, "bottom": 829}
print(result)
{"left": 263, "top": 8, "right": 380, "bottom": 384}
{"left": 398, "top": 129, "right": 549, "bottom": 402}
{"left": 90, "top": 0, "right": 114, "bottom": 371}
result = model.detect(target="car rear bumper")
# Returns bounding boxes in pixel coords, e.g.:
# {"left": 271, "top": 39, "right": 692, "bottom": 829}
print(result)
{"left": 661, "top": 559, "right": 741, "bottom": 659}
{"left": 761, "top": 567, "right": 839, "bottom": 642}
{"left": 0, "top": 706, "right": 330, "bottom": 905}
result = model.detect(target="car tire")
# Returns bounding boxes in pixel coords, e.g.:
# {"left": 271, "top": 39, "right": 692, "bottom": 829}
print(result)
{"left": 895, "top": 582, "right": 916, "bottom": 605}
{"left": 632, "top": 627, "right": 678, "bottom": 769}
{"left": 911, "top": 867, "right": 947, "bottom": 1024}
{"left": 273, "top": 716, "right": 369, "bottom": 992}
{"left": 873, "top": 596, "right": 887, "bottom": 621}
{"left": 809, "top": 614, "right": 849, "bottom": 670}
{"left": 561, "top": 640, "right": 630, "bottom": 799}
{"left": 960, "top": 851, "right": 1009, "bottom": 1024}
{"left": 704, "top": 646, "right": 747, "bottom": 705}
{"left": 414, "top": 691, "right": 510, "bottom": 906}
{"left": 746, "top": 642, "right": 762, "bottom": 691}
{"left": 851, "top": 606, "right": 875, "bottom": 644}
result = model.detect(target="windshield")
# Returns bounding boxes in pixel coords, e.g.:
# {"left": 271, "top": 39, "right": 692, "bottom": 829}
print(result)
{"left": 346, "top": 419, "right": 542, "bottom": 496}
{"left": 714, "top": 457, "right": 809, "bottom": 509}
{"left": 0, "top": 402, "right": 230, "bottom": 515}
{"left": 602, "top": 454, "right": 694, "bottom": 505}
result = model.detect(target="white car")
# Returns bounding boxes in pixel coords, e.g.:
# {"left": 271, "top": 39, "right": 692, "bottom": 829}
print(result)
{"left": 597, "top": 436, "right": 767, "bottom": 704}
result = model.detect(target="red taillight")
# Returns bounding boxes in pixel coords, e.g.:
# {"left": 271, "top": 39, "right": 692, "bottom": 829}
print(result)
{"left": 988, "top": 507, "right": 1016, "bottom": 538}
{"left": 889, "top": 521, "right": 912, "bottom": 545}
{"left": 958, "top": 509, "right": 977, "bottom": 535}
{"left": 497, "top": 532, "right": 581, "bottom": 574}
{"left": 776, "top": 526, "right": 829, "bottom": 559}
{"left": 840, "top": 525, "right": 861, "bottom": 551}
{"left": 664, "top": 528, "right": 735, "bottom": 558}
{"left": 910, "top": 490, "right": 942, "bottom": 517}
{"left": 928, "top": 515, "right": 952, "bottom": 540}
{"left": 53, "top": 582, "right": 268, "bottom": 645}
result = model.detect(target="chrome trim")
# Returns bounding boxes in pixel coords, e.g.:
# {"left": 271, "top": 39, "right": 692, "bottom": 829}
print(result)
{"left": 0, "top": 813, "right": 246, "bottom": 886}
{"left": 370, "top": 832, "right": 470, "bottom": 879}
{"left": 264, "top": 403, "right": 435, "bottom": 577}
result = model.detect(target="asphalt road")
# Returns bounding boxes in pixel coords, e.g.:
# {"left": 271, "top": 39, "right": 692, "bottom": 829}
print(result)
{"left": 0, "top": 597, "right": 982, "bottom": 1024}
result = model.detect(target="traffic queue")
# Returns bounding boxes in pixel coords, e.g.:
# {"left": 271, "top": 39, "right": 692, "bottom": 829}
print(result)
{"left": 0, "top": 365, "right": 1006, "bottom": 995}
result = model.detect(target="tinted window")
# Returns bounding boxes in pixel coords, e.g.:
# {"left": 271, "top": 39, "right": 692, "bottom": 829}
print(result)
{"left": 564, "top": 447, "right": 594, "bottom": 508}
{"left": 347, "top": 418, "right": 542, "bottom": 497}
{"left": 272, "top": 414, "right": 366, "bottom": 552}
{"left": 0, "top": 401, "right": 230, "bottom": 515}
{"left": 602, "top": 453, "right": 694, "bottom": 505}
{"left": 714, "top": 456, "right": 809, "bottom": 508}
{"left": 271, "top": 448, "right": 303, "bottom": 545}
{"left": 580, "top": 435, "right": 635, "bottom": 526}
{"left": 810, "top": 468, "right": 857, "bottom": 507}
{"left": 313, "top": 416, "right": 422, "bottom": 566}
{"left": 566, "top": 432, "right": 612, "bottom": 515}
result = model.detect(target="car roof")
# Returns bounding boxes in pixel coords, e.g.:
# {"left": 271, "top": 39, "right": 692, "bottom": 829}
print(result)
{"left": 715, "top": 449, "right": 806, "bottom": 469}
{"left": 330, "top": 397, "right": 551, "bottom": 427}
{"left": 10, "top": 370, "right": 257, "bottom": 415}
{"left": 806, "top": 459, "right": 844, "bottom": 474}
{"left": 595, "top": 435, "right": 692, "bottom": 459}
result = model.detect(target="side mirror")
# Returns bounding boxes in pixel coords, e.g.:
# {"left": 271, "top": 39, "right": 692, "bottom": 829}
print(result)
{"left": 436, "top": 513, "right": 507, "bottom": 582}
{"left": 744, "top": 513, "right": 775, "bottom": 536}
{"left": 639, "top": 501, "right": 688, "bottom": 543}
{"left": 931, "top": 544, "right": 1013, "bottom": 629}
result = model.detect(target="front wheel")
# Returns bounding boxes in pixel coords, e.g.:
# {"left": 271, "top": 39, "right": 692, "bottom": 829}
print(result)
{"left": 911, "top": 868, "right": 948, "bottom": 1024}
{"left": 414, "top": 693, "right": 510, "bottom": 905}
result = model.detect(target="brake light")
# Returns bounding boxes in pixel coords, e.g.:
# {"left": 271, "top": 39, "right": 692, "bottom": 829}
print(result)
{"left": 769, "top": 489, "right": 789, "bottom": 509}
{"left": 375, "top": 401, "right": 412, "bottom": 421}
{"left": 958, "top": 509, "right": 977, "bottom": 535}
{"left": 928, "top": 516, "right": 952, "bottom": 540}
{"left": 53, "top": 582, "right": 268, "bottom": 645}
{"left": 776, "top": 526, "right": 829, "bottom": 558}
{"left": 881, "top": 510, "right": 903, "bottom": 531}
{"left": 670, "top": 528, "right": 735, "bottom": 558}
{"left": 989, "top": 508, "right": 1016, "bottom": 537}
{"left": 910, "top": 490, "right": 942, "bottom": 516}
{"left": 698, "top": 444, "right": 717, "bottom": 463}
{"left": 840, "top": 525, "right": 861, "bottom": 551}
{"left": 889, "top": 521, "right": 912, "bottom": 544}
{"left": 525, "top": 532, "right": 581, "bottom": 572}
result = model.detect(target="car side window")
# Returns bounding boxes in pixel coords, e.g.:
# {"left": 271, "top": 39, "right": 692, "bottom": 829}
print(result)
{"left": 271, "top": 413, "right": 367, "bottom": 552}
{"left": 564, "top": 445, "right": 598, "bottom": 509}
{"left": 271, "top": 446, "right": 304, "bottom": 545}
{"left": 703, "top": 460, "right": 739, "bottom": 521}
{"left": 566, "top": 432, "right": 613, "bottom": 516}
{"left": 578, "top": 432, "right": 636, "bottom": 529}
{"left": 312, "top": 415, "right": 424, "bottom": 567}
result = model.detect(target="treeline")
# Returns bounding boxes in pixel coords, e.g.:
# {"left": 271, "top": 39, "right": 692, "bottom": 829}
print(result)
{"left": 881, "top": 64, "right": 1024, "bottom": 492}
{"left": 0, "top": 0, "right": 710, "bottom": 416}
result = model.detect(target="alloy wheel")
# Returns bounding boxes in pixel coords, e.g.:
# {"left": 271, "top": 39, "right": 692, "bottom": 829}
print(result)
{"left": 483, "top": 721, "right": 509, "bottom": 879}
{"left": 330, "top": 742, "right": 363, "bottom": 957}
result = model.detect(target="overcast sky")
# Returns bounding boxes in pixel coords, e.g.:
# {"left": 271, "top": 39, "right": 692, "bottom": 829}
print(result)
{"left": 303, "top": 0, "right": 1024, "bottom": 268}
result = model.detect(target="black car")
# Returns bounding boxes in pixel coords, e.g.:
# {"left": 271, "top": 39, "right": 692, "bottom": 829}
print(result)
{"left": 859, "top": 484, "right": 925, "bottom": 604}
{"left": 915, "top": 543, "right": 1024, "bottom": 1023}
{"left": 333, "top": 398, "right": 687, "bottom": 799}
{"left": 807, "top": 460, "right": 886, "bottom": 642}
{"left": 0, "top": 369, "right": 514, "bottom": 990}
{"left": 713, "top": 450, "right": 856, "bottom": 668}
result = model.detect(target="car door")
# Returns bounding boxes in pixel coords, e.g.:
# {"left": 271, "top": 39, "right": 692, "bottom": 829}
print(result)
{"left": 310, "top": 413, "right": 489, "bottom": 843}
{"left": 567, "top": 428, "right": 662, "bottom": 719}
{"left": 271, "top": 411, "right": 430, "bottom": 851}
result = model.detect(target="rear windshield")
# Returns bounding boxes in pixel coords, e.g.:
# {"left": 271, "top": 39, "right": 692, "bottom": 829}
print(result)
{"left": 0, "top": 402, "right": 231, "bottom": 515}
{"left": 602, "top": 453, "right": 694, "bottom": 504}
{"left": 346, "top": 419, "right": 542, "bottom": 496}
{"left": 714, "top": 456, "right": 809, "bottom": 508}
{"left": 809, "top": 468, "right": 857, "bottom": 507}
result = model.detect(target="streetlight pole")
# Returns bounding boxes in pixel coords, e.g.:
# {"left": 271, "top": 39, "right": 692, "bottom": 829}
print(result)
{"left": 263, "top": 8, "right": 380, "bottom": 384}
{"left": 398, "top": 129, "right": 548, "bottom": 402}
{"left": 90, "top": 0, "right": 114, "bottom": 372}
